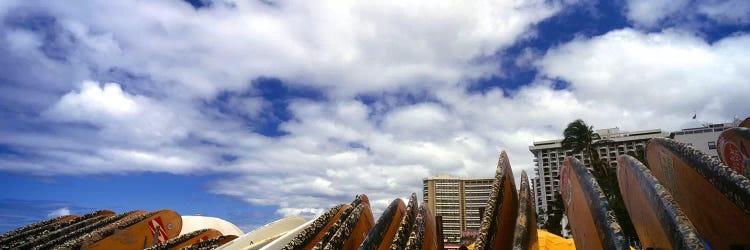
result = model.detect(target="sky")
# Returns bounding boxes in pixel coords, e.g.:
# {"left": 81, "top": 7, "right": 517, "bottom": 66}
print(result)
{"left": 1, "top": 0, "right": 750, "bottom": 233}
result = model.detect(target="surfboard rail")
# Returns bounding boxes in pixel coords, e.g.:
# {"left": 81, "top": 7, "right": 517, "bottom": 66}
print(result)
{"left": 560, "top": 156, "right": 630, "bottom": 250}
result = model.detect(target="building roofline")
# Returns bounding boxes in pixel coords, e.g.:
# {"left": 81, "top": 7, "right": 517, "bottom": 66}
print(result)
{"left": 423, "top": 175, "right": 495, "bottom": 181}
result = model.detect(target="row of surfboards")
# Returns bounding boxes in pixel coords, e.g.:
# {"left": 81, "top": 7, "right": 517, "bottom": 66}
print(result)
{"left": 0, "top": 153, "right": 538, "bottom": 250}
{"left": 4, "top": 119, "right": 749, "bottom": 250}
{"left": 559, "top": 123, "right": 750, "bottom": 249}
{"left": 223, "top": 151, "right": 539, "bottom": 250}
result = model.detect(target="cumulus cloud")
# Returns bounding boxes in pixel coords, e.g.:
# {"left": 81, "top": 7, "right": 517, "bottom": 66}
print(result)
{"left": 537, "top": 28, "right": 750, "bottom": 125}
{"left": 42, "top": 81, "right": 192, "bottom": 145}
{"left": 1, "top": 0, "right": 749, "bottom": 221}
{"left": 0, "top": 0, "right": 565, "bottom": 98}
{"left": 45, "top": 81, "right": 142, "bottom": 122}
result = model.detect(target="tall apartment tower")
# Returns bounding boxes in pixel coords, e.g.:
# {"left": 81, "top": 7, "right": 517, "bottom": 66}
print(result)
{"left": 529, "top": 128, "right": 667, "bottom": 216}
{"left": 423, "top": 175, "right": 493, "bottom": 243}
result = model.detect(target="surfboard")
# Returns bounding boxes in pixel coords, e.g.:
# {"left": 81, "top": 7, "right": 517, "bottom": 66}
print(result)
{"left": 320, "top": 202, "right": 375, "bottom": 250}
{"left": 217, "top": 216, "right": 307, "bottom": 250}
{"left": 39, "top": 210, "right": 148, "bottom": 250}
{"left": 388, "top": 193, "right": 418, "bottom": 249}
{"left": 474, "top": 151, "right": 518, "bottom": 250}
{"left": 145, "top": 228, "right": 223, "bottom": 250}
{"left": 181, "top": 235, "right": 239, "bottom": 250}
{"left": 404, "top": 203, "right": 437, "bottom": 250}
{"left": 260, "top": 218, "right": 316, "bottom": 250}
{"left": 311, "top": 195, "right": 370, "bottom": 250}
{"left": 0, "top": 214, "right": 78, "bottom": 245}
{"left": 646, "top": 138, "right": 750, "bottom": 249}
{"left": 281, "top": 204, "right": 350, "bottom": 250}
{"left": 617, "top": 155, "right": 704, "bottom": 249}
{"left": 180, "top": 215, "right": 243, "bottom": 237}
{"left": 358, "top": 198, "right": 406, "bottom": 250}
{"left": 717, "top": 127, "right": 750, "bottom": 178}
{"left": 512, "top": 170, "right": 538, "bottom": 250}
{"left": 560, "top": 156, "right": 630, "bottom": 250}
{"left": 17, "top": 210, "right": 115, "bottom": 249}
{"left": 74, "top": 209, "right": 182, "bottom": 250}
{"left": 740, "top": 116, "right": 750, "bottom": 128}
{"left": 243, "top": 233, "right": 286, "bottom": 250}
{"left": 0, "top": 214, "right": 80, "bottom": 248}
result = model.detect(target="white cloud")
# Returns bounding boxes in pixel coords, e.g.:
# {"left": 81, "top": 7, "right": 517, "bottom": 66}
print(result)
{"left": 47, "top": 207, "right": 71, "bottom": 218}
{"left": 537, "top": 28, "right": 750, "bottom": 126}
{"left": 625, "top": 0, "right": 750, "bottom": 27}
{"left": 44, "top": 81, "right": 191, "bottom": 146}
{"left": 625, "top": 0, "right": 688, "bottom": 27}
{"left": 0, "top": 0, "right": 565, "bottom": 98}
{"left": 46, "top": 81, "right": 140, "bottom": 120}
{"left": 2, "top": 1, "right": 750, "bottom": 223}
{"left": 697, "top": 0, "right": 750, "bottom": 24}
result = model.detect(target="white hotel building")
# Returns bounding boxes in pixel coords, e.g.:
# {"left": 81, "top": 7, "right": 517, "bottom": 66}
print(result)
{"left": 529, "top": 128, "right": 668, "bottom": 216}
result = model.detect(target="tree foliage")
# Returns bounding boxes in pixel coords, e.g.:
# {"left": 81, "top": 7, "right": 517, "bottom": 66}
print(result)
{"left": 560, "top": 119, "right": 640, "bottom": 246}
{"left": 538, "top": 193, "right": 565, "bottom": 236}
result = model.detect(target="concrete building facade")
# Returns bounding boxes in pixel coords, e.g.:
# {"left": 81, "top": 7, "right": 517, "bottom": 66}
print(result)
{"left": 529, "top": 128, "right": 668, "bottom": 216}
{"left": 671, "top": 119, "right": 741, "bottom": 159}
{"left": 423, "top": 175, "right": 493, "bottom": 243}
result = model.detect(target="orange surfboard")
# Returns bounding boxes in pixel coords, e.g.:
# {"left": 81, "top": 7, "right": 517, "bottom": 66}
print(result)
{"left": 0, "top": 214, "right": 78, "bottom": 244}
{"left": 646, "top": 138, "right": 750, "bottom": 249}
{"left": 312, "top": 194, "right": 372, "bottom": 249}
{"left": 359, "top": 198, "right": 406, "bottom": 250}
{"left": 281, "top": 204, "right": 350, "bottom": 250}
{"left": 560, "top": 157, "right": 629, "bottom": 250}
{"left": 740, "top": 116, "right": 750, "bottom": 128}
{"left": 144, "top": 228, "right": 223, "bottom": 250}
{"left": 403, "top": 203, "right": 437, "bottom": 250}
{"left": 717, "top": 127, "right": 750, "bottom": 178}
{"left": 82, "top": 209, "right": 183, "bottom": 250}
{"left": 474, "top": 151, "right": 518, "bottom": 250}
{"left": 18, "top": 210, "right": 115, "bottom": 249}
{"left": 512, "top": 171, "right": 538, "bottom": 250}
{"left": 45, "top": 210, "right": 148, "bottom": 249}
{"left": 181, "top": 235, "right": 239, "bottom": 250}
{"left": 320, "top": 202, "right": 375, "bottom": 249}
{"left": 388, "top": 193, "right": 418, "bottom": 249}
{"left": 617, "top": 155, "right": 704, "bottom": 249}
{"left": 0, "top": 214, "right": 79, "bottom": 247}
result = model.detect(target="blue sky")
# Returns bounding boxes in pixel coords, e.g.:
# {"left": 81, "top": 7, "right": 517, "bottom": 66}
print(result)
{"left": 1, "top": 0, "right": 750, "bottom": 233}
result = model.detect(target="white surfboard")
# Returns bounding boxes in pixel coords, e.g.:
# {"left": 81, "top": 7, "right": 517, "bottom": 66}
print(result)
{"left": 180, "top": 215, "right": 244, "bottom": 237}
{"left": 216, "top": 216, "right": 307, "bottom": 250}
{"left": 258, "top": 219, "right": 315, "bottom": 250}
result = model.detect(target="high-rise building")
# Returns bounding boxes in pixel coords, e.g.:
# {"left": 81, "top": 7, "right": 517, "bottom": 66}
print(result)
{"left": 529, "top": 128, "right": 667, "bottom": 216}
{"left": 423, "top": 175, "right": 493, "bottom": 243}
{"left": 671, "top": 119, "right": 741, "bottom": 158}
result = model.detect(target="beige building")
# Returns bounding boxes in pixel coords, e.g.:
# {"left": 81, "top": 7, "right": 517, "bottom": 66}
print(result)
{"left": 529, "top": 128, "right": 667, "bottom": 217}
{"left": 423, "top": 175, "right": 493, "bottom": 243}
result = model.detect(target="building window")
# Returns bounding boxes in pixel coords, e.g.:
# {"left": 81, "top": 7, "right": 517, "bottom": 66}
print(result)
{"left": 708, "top": 141, "right": 717, "bottom": 150}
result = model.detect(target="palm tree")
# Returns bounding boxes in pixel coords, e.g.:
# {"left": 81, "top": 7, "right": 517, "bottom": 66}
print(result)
{"left": 560, "top": 119, "right": 639, "bottom": 246}
{"left": 561, "top": 119, "right": 608, "bottom": 178}
{"left": 561, "top": 119, "right": 596, "bottom": 156}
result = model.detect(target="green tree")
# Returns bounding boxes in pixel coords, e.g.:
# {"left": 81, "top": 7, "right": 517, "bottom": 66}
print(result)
{"left": 538, "top": 193, "right": 564, "bottom": 236}
{"left": 560, "top": 119, "right": 640, "bottom": 246}
{"left": 561, "top": 119, "right": 609, "bottom": 179}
